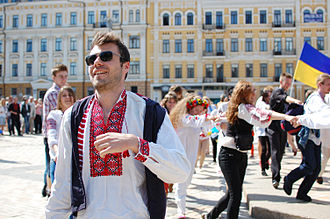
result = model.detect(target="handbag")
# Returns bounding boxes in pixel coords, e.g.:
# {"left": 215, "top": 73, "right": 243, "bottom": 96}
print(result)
{"left": 234, "top": 133, "right": 253, "bottom": 151}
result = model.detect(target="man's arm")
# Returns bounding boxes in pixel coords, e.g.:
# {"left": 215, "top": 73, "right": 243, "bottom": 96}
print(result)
{"left": 285, "top": 96, "right": 303, "bottom": 105}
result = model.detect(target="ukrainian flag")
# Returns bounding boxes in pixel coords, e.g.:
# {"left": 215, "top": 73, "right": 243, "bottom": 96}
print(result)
{"left": 294, "top": 42, "right": 330, "bottom": 88}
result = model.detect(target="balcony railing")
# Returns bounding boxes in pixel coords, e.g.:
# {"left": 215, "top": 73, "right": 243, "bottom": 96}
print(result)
{"left": 272, "top": 22, "right": 295, "bottom": 28}
{"left": 203, "top": 77, "right": 214, "bottom": 83}
{"left": 202, "top": 24, "right": 225, "bottom": 30}
{"left": 273, "top": 49, "right": 296, "bottom": 56}
{"left": 202, "top": 51, "right": 225, "bottom": 56}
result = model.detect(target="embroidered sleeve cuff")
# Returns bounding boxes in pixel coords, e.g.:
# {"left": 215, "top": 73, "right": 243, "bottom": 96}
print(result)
{"left": 134, "top": 137, "right": 150, "bottom": 163}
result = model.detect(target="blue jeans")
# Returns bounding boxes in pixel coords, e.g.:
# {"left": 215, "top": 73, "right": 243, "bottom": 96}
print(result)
{"left": 24, "top": 115, "right": 30, "bottom": 134}
{"left": 286, "top": 140, "right": 321, "bottom": 196}
{"left": 50, "top": 159, "right": 56, "bottom": 183}
{"left": 44, "top": 138, "right": 50, "bottom": 187}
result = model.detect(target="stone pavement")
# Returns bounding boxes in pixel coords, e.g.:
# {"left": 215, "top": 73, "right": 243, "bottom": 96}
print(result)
{"left": 0, "top": 133, "right": 329, "bottom": 219}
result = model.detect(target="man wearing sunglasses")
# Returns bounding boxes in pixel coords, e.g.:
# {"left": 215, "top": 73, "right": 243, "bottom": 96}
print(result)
{"left": 46, "top": 31, "right": 190, "bottom": 219}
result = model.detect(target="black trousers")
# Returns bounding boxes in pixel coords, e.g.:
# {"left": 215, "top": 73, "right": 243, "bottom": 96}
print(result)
{"left": 207, "top": 147, "right": 247, "bottom": 219}
{"left": 259, "top": 136, "right": 271, "bottom": 171}
{"left": 211, "top": 136, "right": 218, "bottom": 162}
{"left": 267, "top": 128, "right": 287, "bottom": 182}
{"left": 10, "top": 115, "right": 21, "bottom": 135}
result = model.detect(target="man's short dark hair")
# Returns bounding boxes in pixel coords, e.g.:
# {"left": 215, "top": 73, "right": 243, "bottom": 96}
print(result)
{"left": 91, "top": 31, "right": 130, "bottom": 64}
{"left": 279, "top": 72, "right": 292, "bottom": 82}
{"left": 52, "top": 64, "right": 68, "bottom": 77}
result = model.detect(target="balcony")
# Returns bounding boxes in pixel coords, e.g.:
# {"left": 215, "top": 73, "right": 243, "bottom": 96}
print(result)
{"left": 272, "top": 22, "right": 295, "bottom": 28}
{"left": 203, "top": 77, "right": 214, "bottom": 83}
{"left": 203, "top": 51, "right": 225, "bottom": 57}
{"left": 202, "top": 24, "right": 225, "bottom": 30}
{"left": 272, "top": 49, "right": 296, "bottom": 56}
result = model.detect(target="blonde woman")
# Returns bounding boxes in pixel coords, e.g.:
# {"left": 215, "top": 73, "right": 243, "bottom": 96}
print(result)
{"left": 170, "top": 95, "right": 216, "bottom": 218}
{"left": 0, "top": 98, "right": 7, "bottom": 135}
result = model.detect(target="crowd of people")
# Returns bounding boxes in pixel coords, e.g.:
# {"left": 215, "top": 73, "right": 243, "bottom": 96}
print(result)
{"left": 1, "top": 31, "right": 329, "bottom": 219}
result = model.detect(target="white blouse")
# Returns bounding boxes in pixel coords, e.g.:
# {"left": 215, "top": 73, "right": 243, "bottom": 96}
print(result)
{"left": 47, "top": 110, "right": 63, "bottom": 160}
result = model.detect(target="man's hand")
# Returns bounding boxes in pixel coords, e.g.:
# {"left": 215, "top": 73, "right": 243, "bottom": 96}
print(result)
{"left": 94, "top": 133, "right": 139, "bottom": 158}
{"left": 290, "top": 116, "right": 301, "bottom": 128}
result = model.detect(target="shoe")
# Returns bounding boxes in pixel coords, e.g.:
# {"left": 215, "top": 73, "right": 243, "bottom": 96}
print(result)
{"left": 201, "top": 213, "right": 208, "bottom": 219}
{"left": 261, "top": 170, "right": 268, "bottom": 176}
{"left": 283, "top": 176, "right": 292, "bottom": 196}
{"left": 272, "top": 180, "right": 279, "bottom": 189}
{"left": 296, "top": 194, "right": 312, "bottom": 202}
{"left": 316, "top": 177, "right": 323, "bottom": 184}
{"left": 42, "top": 185, "right": 47, "bottom": 197}
{"left": 178, "top": 214, "right": 186, "bottom": 219}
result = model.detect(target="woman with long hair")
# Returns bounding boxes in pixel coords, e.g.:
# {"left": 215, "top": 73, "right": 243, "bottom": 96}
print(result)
{"left": 170, "top": 95, "right": 216, "bottom": 218}
{"left": 202, "top": 81, "right": 294, "bottom": 219}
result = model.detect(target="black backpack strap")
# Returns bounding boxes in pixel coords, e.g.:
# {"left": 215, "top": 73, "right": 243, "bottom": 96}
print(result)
{"left": 143, "top": 98, "right": 167, "bottom": 219}
{"left": 70, "top": 95, "right": 94, "bottom": 213}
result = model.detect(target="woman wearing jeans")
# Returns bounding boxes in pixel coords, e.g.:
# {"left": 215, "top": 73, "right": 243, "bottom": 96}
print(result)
{"left": 202, "top": 81, "right": 295, "bottom": 219}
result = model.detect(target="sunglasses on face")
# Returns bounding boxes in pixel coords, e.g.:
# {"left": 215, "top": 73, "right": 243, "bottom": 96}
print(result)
{"left": 85, "top": 51, "right": 123, "bottom": 66}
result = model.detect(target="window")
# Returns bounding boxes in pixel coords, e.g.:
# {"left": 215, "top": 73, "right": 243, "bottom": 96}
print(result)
{"left": 260, "top": 10, "right": 267, "bottom": 24}
{"left": 187, "top": 64, "right": 194, "bottom": 78}
{"left": 216, "top": 39, "right": 224, "bottom": 54}
{"left": 41, "top": 13, "right": 47, "bottom": 27}
{"left": 162, "top": 40, "right": 169, "bottom": 53}
{"left": 216, "top": 64, "right": 224, "bottom": 82}
{"left": 70, "top": 38, "right": 77, "bottom": 51}
{"left": 136, "top": 9, "right": 140, "bottom": 22}
{"left": 187, "top": 12, "right": 193, "bottom": 25}
{"left": 274, "top": 10, "right": 281, "bottom": 26}
{"left": 216, "top": 11, "right": 223, "bottom": 28}
{"left": 304, "top": 37, "right": 311, "bottom": 45}
{"left": 231, "top": 64, "right": 238, "bottom": 77}
{"left": 286, "top": 63, "right": 293, "bottom": 74}
{"left": 205, "top": 12, "right": 212, "bottom": 25}
{"left": 129, "top": 61, "right": 140, "bottom": 74}
{"left": 205, "top": 64, "right": 213, "bottom": 78}
{"left": 285, "top": 38, "right": 293, "bottom": 51}
{"left": 274, "top": 38, "right": 281, "bottom": 52}
{"left": 231, "top": 38, "right": 238, "bottom": 52}
{"left": 112, "top": 10, "right": 119, "bottom": 23}
{"left": 11, "top": 88, "right": 17, "bottom": 96}
{"left": 175, "top": 65, "right": 182, "bottom": 78}
{"left": 260, "top": 63, "right": 268, "bottom": 77}
{"left": 0, "top": 15, "right": 3, "bottom": 28}
{"left": 26, "top": 63, "right": 32, "bottom": 77}
{"left": 12, "top": 40, "right": 18, "bottom": 52}
{"left": 88, "top": 11, "right": 95, "bottom": 24}
{"left": 231, "top": 11, "right": 237, "bottom": 24}
{"left": 129, "top": 35, "right": 140, "bottom": 49}
{"left": 175, "top": 13, "right": 181, "bottom": 25}
{"left": 303, "top": 9, "right": 310, "bottom": 23}
{"left": 245, "top": 11, "right": 252, "bottom": 24}
{"left": 56, "top": 13, "right": 62, "bottom": 26}
{"left": 245, "top": 38, "right": 253, "bottom": 52}
{"left": 246, "top": 64, "right": 253, "bottom": 77}
{"left": 41, "top": 38, "right": 47, "bottom": 52}
{"left": 87, "top": 87, "right": 94, "bottom": 95}
{"left": 187, "top": 39, "right": 194, "bottom": 53}
{"left": 0, "top": 64, "right": 2, "bottom": 77}
{"left": 317, "top": 37, "right": 324, "bottom": 50}
{"left": 131, "top": 86, "right": 138, "bottom": 93}
{"left": 317, "top": 9, "right": 323, "bottom": 22}
{"left": 163, "top": 13, "right": 169, "bottom": 26}
{"left": 70, "top": 62, "right": 77, "bottom": 75}
{"left": 260, "top": 38, "right": 267, "bottom": 51}
{"left": 87, "top": 37, "right": 93, "bottom": 50}
{"left": 26, "top": 39, "right": 32, "bottom": 52}
{"left": 13, "top": 15, "right": 19, "bottom": 28}
{"left": 175, "top": 40, "right": 182, "bottom": 53}
{"left": 26, "top": 14, "right": 33, "bottom": 27}
{"left": 100, "top": 11, "right": 107, "bottom": 27}
{"left": 163, "top": 65, "right": 170, "bottom": 78}
{"left": 55, "top": 38, "right": 62, "bottom": 51}
{"left": 0, "top": 41, "right": 2, "bottom": 53}
{"left": 205, "top": 39, "right": 213, "bottom": 52}
{"left": 285, "top": 9, "right": 292, "bottom": 24}
{"left": 25, "top": 88, "right": 32, "bottom": 96}
{"left": 274, "top": 63, "right": 282, "bottom": 80}
{"left": 70, "top": 12, "right": 77, "bottom": 25}
{"left": 40, "top": 63, "right": 47, "bottom": 76}
{"left": 12, "top": 64, "right": 18, "bottom": 77}
{"left": 129, "top": 10, "right": 134, "bottom": 23}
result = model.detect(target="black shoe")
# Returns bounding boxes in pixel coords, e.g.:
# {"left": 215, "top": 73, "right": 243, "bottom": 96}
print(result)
{"left": 272, "top": 180, "right": 279, "bottom": 189}
{"left": 42, "top": 185, "right": 47, "bottom": 197}
{"left": 316, "top": 177, "right": 323, "bottom": 184}
{"left": 283, "top": 176, "right": 292, "bottom": 195}
{"left": 296, "top": 194, "right": 312, "bottom": 202}
{"left": 261, "top": 170, "right": 268, "bottom": 176}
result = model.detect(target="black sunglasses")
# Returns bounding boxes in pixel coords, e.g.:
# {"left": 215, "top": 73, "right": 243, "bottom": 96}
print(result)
{"left": 85, "top": 51, "right": 123, "bottom": 66}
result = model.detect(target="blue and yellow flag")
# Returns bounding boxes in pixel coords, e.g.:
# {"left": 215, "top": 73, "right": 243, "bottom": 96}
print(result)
{"left": 294, "top": 42, "right": 330, "bottom": 88}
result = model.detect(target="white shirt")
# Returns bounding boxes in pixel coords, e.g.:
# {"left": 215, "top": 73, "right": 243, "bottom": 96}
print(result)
{"left": 47, "top": 110, "right": 63, "bottom": 160}
{"left": 254, "top": 97, "right": 270, "bottom": 137}
{"left": 46, "top": 91, "right": 190, "bottom": 219}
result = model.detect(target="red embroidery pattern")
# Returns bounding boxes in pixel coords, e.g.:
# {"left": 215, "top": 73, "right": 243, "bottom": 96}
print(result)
{"left": 134, "top": 138, "right": 150, "bottom": 163}
{"left": 46, "top": 119, "right": 56, "bottom": 130}
{"left": 89, "top": 90, "right": 128, "bottom": 177}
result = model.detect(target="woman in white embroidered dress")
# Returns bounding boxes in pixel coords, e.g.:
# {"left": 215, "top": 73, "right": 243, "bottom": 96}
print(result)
{"left": 47, "top": 86, "right": 76, "bottom": 184}
{"left": 170, "top": 95, "right": 216, "bottom": 218}
{"left": 202, "top": 81, "right": 295, "bottom": 219}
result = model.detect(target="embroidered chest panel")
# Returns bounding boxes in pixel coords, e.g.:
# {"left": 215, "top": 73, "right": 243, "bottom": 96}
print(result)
{"left": 89, "top": 92, "right": 128, "bottom": 177}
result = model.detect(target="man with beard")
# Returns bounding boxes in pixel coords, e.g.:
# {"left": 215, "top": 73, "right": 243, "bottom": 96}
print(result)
{"left": 46, "top": 31, "right": 190, "bottom": 219}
